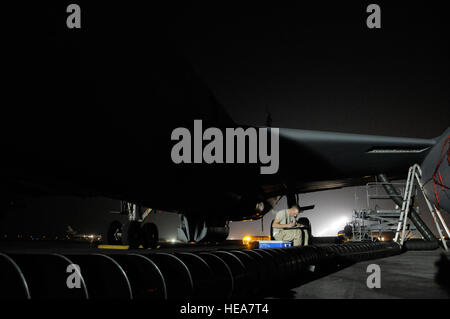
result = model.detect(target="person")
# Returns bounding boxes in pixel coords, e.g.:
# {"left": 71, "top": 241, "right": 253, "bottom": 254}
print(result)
{"left": 272, "top": 204, "right": 308, "bottom": 246}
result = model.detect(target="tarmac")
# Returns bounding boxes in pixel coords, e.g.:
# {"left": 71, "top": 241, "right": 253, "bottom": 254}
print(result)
{"left": 290, "top": 250, "right": 450, "bottom": 299}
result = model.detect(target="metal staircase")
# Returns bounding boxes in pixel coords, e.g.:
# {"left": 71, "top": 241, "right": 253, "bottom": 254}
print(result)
{"left": 394, "top": 164, "right": 450, "bottom": 251}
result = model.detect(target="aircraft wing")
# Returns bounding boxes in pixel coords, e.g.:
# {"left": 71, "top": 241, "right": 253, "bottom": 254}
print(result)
{"left": 259, "top": 128, "right": 438, "bottom": 197}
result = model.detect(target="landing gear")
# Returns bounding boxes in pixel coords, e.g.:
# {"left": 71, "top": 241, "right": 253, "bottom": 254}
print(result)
{"left": 107, "top": 202, "right": 160, "bottom": 249}
{"left": 125, "top": 220, "right": 142, "bottom": 249}
{"left": 122, "top": 221, "right": 159, "bottom": 249}
{"left": 142, "top": 222, "right": 159, "bottom": 249}
{"left": 177, "top": 214, "right": 230, "bottom": 243}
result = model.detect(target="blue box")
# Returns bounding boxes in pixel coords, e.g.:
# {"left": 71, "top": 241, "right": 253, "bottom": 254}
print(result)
{"left": 258, "top": 240, "right": 292, "bottom": 249}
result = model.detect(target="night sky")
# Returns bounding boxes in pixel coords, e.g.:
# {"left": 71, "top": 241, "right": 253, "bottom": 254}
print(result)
{"left": 169, "top": 2, "right": 449, "bottom": 138}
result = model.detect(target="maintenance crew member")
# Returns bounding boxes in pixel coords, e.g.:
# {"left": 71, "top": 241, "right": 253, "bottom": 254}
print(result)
{"left": 272, "top": 204, "right": 309, "bottom": 246}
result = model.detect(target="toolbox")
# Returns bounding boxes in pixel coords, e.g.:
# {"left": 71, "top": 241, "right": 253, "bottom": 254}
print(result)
{"left": 258, "top": 240, "right": 292, "bottom": 248}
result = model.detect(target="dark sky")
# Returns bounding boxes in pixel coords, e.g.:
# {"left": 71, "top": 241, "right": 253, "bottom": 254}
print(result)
{"left": 168, "top": 2, "right": 449, "bottom": 138}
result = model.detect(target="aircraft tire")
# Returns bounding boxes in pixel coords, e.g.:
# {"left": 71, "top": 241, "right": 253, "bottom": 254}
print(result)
{"left": 142, "top": 222, "right": 159, "bottom": 249}
{"left": 125, "top": 221, "right": 142, "bottom": 249}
